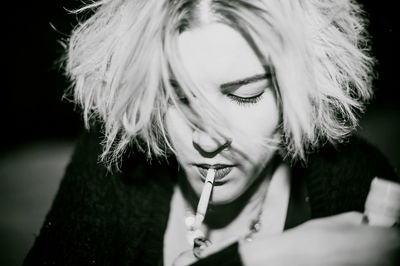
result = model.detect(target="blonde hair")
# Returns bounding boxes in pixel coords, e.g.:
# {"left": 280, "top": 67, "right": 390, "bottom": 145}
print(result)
{"left": 66, "top": 0, "right": 374, "bottom": 166}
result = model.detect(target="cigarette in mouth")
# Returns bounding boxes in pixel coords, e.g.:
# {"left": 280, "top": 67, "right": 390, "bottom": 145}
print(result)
{"left": 194, "top": 168, "right": 216, "bottom": 229}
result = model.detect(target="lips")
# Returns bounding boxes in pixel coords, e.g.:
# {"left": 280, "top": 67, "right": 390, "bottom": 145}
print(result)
{"left": 195, "top": 164, "right": 234, "bottom": 184}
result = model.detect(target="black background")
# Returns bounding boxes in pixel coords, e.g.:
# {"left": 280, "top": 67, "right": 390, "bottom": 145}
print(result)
{"left": 1, "top": 0, "right": 83, "bottom": 152}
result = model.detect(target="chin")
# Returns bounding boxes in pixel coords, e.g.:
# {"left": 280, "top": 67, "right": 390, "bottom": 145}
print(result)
{"left": 209, "top": 181, "right": 244, "bottom": 204}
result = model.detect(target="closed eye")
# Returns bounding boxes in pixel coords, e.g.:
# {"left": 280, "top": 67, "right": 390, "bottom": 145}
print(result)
{"left": 227, "top": 91, "right": 265, "bottom": 106}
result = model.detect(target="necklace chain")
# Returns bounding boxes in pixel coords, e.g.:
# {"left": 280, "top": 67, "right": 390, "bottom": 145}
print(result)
{"left": 243, "top": 179, "right": 268, "bottom": 242}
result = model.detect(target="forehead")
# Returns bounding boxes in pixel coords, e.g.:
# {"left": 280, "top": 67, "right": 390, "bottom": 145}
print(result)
{"left": 177, "top": 23, "right": 265, "bottom": 86}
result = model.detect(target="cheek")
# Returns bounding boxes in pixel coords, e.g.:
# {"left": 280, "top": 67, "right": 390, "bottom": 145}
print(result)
{"left": 222, "top": 92, "right": 280, "bottom": 167}
{"left": 228, "top": 91, "right": 280, "bottom": 142}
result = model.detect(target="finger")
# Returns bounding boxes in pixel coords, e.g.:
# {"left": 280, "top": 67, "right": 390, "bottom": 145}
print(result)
{"left": 172, "top": 250, "right": 197, "bottom": 266}
{"left": 329, "top": 211, "right": 364, "bottom": 225}
{"left": 174, "top": 235, "right": 240, "bottom": 264}
{"left": 200, "top": 235, "right": 239, "bottom": 258}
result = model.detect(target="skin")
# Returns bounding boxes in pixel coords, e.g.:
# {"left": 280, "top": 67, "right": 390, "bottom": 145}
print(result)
{"left": 165, "top": 23, "right": 281, "bottom": 204}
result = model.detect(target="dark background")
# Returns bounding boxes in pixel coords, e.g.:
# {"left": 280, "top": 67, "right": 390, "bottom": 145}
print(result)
{"left": 1, "top": 0, "right": 83, "bottom": 150}
{"left": 0, "top": 0, "right": 399, "bottom": 265}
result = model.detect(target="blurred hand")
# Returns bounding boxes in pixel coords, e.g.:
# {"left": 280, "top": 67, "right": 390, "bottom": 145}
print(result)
{"left": 172, "top": 250, "right": 196, "bottom": 266}
{"left": 172, "top": 235, "right": 239, "bottom": 266}
{"left": 173, "top": 212, "right": 399, "bottom": 266}
{"left": 240, "top": 212, "right": 400, "bottom": 266}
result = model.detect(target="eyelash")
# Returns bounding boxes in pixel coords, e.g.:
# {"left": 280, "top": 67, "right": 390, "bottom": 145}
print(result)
{"left": 178, "top": 97, "right": 190, "bottom": 105}
{"left": 227, "top": 91, "right": 265, "bottom": 106}
{"left": 175, "top": 91, "right": 265, "bottom": 106}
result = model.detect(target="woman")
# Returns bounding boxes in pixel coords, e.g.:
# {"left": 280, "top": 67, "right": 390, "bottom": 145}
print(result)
{"left": 24, "top": 0, "right": 399, "bottom": 265}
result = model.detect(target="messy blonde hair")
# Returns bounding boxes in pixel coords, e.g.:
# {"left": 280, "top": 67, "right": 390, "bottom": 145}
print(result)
{"left": 66, "top": 0, "right": 374, "bottom": 166}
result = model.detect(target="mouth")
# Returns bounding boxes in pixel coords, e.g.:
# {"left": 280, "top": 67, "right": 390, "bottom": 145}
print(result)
{"left": 194, "top": 164, "right": 235, "bottom": 185}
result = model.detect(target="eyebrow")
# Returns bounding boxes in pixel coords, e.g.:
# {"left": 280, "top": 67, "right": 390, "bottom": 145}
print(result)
{"left": 220, "top": 73, "right": 271, "bottom": 93}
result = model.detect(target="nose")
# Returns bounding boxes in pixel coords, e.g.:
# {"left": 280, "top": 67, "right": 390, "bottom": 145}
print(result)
{"left": 192, "top": 129, "right": 231, "bottom": 158}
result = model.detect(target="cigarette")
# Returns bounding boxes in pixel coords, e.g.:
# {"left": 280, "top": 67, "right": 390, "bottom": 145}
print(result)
{"left": 194, "top": 169, "right": 216, "bottom": 229}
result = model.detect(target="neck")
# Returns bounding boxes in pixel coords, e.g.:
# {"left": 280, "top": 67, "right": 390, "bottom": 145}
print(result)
{"left": 178, "top": 154, "right": 281, "bottom": 229}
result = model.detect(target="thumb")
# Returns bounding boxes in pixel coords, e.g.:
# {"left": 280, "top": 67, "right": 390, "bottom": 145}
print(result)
{"left": 200, "top": 235, "right": 239, "bottom": 258}
{"left": 172, "top": 250, "right": 197, "bottom": 266}
{"left": 173, "top": 236, "right": 241, "bottom": 265}
{"left": 326, "top": 211, "right": 364, "bottom": 225}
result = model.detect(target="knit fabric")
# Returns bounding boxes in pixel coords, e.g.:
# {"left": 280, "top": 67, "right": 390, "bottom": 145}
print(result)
{"left": 23, "top": 127, "right": 399, "bottom": 266}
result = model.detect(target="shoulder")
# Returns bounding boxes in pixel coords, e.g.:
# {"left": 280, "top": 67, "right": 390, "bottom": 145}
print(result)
{"left": 24, "top": 125, "right": 175, "bottom": 264}
{"left": 299, "top": 135, "right": 399, "bottom": 218}
{"left": 59, "top": 125, "right": 176, "bottom": 229}
{"left": 305, "top": 135, "right": 398, "bottom": 182}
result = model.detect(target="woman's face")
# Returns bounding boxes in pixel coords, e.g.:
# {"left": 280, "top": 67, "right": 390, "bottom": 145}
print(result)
{"left": 165, "top": 23, "right": 280, "bottom": 203}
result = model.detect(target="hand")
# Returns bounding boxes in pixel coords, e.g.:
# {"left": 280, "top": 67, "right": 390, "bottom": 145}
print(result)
{"left": 172, "top": 235, "right": 239, "bottom": 266}
{"left": 172, "top": 250, "right": 196, "bottom": 266}
{"left": 173, "top": 212, "right": 399, "bottom": 266}
{"left": 240, "top": 212, "right": 400, "bottom": 266}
